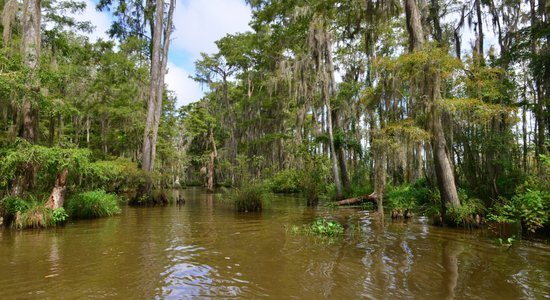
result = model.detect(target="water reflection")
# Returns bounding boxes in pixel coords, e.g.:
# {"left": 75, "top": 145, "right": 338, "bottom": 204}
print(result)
{"left": 0, "top": 189, "right": 549, "bottom": 299}
{"left": 441, "top": 240, "right": 463, "bottom": 300}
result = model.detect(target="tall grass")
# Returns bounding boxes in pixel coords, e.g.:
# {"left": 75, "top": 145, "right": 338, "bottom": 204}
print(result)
{"left": 227, "top": 183, "right": 268, "bottom": 212}
{"left": 1, "top": 196, "right": 67, "bottom": 229}
{"left": 15, "top": 202, "right": 54, "bottom": 229}
{"left": 67, "top": 190, "right": 121, "bottom": 219}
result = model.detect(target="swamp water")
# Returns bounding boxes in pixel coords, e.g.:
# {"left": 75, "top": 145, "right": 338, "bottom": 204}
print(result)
{"left": 1, "top": 188, "right": 549, "bottom": 299}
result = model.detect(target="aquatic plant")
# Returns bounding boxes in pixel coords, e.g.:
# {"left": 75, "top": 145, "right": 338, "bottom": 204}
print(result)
{"left": 227, "top": 183, "right": 268, "bottom": 212}
{"left": 496, "top": 236, "right": 515, "bottom": 249}
{"left": 308, "top": 218, "right": 344, "bottom": 236}
{"left": 67, "top": 190, "right": 121, "bottom": 219}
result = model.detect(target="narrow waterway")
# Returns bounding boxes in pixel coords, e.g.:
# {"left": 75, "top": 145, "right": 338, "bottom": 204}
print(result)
{"left": 1, "top": 188, "right": 549, "bottom": 299}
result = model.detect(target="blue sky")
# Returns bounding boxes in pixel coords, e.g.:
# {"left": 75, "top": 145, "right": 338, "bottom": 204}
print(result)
{"left": 76, "top": 0, "right": 252, "bottom": 107}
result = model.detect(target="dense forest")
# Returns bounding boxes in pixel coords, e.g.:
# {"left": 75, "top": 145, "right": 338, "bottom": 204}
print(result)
{"left": 0, "top": 0, "right": 548, "bottom": 235}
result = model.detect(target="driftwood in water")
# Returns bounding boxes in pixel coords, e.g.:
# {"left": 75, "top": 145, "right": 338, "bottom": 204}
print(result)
{"left": 335, "top": 193, "right": 378, "bottom": 206}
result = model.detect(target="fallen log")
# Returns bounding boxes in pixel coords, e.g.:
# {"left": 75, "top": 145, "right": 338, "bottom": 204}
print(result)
{"left": 335, "top": 192, "right": 378, "bottom": 206}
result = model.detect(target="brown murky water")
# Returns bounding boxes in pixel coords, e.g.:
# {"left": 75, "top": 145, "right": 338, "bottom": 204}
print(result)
{"left": 1, "top": 188, "right": 549, "bottom": 299}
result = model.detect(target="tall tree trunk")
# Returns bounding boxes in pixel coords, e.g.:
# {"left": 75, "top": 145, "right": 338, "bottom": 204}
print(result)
{"left": 142, "top": 0, "right": 164, "bottom": 174}
{"left": 150, "top": 0, "right": 175, "bottom": 173}
{"left": 334, "top": 110, "right": 351, "bottom": 193}
{"left": 373, "top": 144, "right": 386, "bottom": 215}
{"left": 404, "top": 0, "right": 461, "bottom": 219}
{"left": 475, "top": 0, "right": 484, "bottom": 63}
{"left": 529, "top": 0, "right": 548, "bottom": 175}
{"left": 207, "top": 126, "right": 217, "bottom": 193}
{"left": 404, "top": 0, "right": 424, "bottom": 52}
{"left": 142, "top": 0, "right": 175, "bottom": 176}
{"left": 12, "top": 0, "right": 41, "bottom": 197}
{"left": 20, "top": 0, "right": 41, "bottom": 143}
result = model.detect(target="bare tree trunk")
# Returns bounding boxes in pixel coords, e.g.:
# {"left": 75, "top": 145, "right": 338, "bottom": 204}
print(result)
{"left": 46, "top": 168, "right": 68, "bottom": 210}
{"left": 101, "top": 111, "right": 108, "bottom": 154}
{"left": 142, "top": 0, "right": 164, "bottom": 173}
{"left": 142, "top": 0, "right": 175, "bottom": 174}
{"left": 475, "top": 0, "right": 484, "bottom": 62}
{"left": 373, "top": 145, "right": 386, "bottom": 215}
{"left": 324, "top": 20, "right": 343, "bottom": 200}
{"left": 207, "top": 126, "right": 217, "bottom": 193}
{"left": 325, "top": 82, "right": 343, "bottom": 200}
{"left": 334, "top": 110, "right": 351, "bottom": 193}
{"left": 404, "top": 0, "right": 424, "bottom": 52}
{"left": 207, "top": 151, "right": 215, "bottom": 192}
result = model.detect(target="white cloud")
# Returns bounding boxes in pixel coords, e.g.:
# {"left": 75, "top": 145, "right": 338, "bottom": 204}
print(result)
{"left": 165, "top": 63, "right": 205, "bottom": 107}
{"left": 173, "top": 0, "right": 252, "bottom": 59}
{"left": 166, "top": 0, "right": 252, "bottom": 106}
{"left": 71, "top": 0, "right": 111, "bottom": 43}
{"left": 69, "top": 0, "right": 252, "bottom": 107}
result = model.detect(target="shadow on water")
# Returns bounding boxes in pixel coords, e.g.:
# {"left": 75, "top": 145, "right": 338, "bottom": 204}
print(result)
{"left": 0, "top": 188, "right": 549, "bottom": 299}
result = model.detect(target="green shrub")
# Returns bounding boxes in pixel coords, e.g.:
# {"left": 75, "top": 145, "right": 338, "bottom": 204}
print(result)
{"left": 227, "top": 183, "right": 268, "bottom": 212}
{"left": 301, "top": 155, "right": 331, "bottom": 205}
{"left": 1, "top": 196, "right": 69, "bottom": 228}
{"left": 507, "top": 189, "right": 548, "bottom": 233}
{"left": 308, "top": 218, "right": 344, "bottom": 236}
{"left": 266, "top": 169, "right": 300, "bottom": 193}
{"left": 67, "top": 190, "right": 121, "bottom": 219}
{"left": 52, "top": 207, "right": 68, "bottom": 223}
{"left": 15, "top": 202, "right": 54, "bottom": 229}
{"left": 386, "top": 185, "right": 420, "bottom": 212}
{"left": 0, "top": 139, "right": 91, "bottom": 192}
{"left": 447, "top": 197, "right": 485, "bottom": 226}
{"left": 85, "top": 158, "right": 144, "bottom": 192}
{"left": 0, "top": 196, "right": 29, "bottom": 221}
{"left": 487, "top": 176, "right": 550, "bottom": 234}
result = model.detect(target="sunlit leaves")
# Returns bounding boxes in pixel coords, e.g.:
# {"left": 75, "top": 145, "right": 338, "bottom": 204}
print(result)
{"left": 439, "top": 98, "right": 515, "bottom": 124}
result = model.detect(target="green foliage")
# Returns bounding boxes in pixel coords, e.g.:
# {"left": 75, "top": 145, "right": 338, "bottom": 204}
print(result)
{"left": 386, "top": 185, "right": 420, "bottom": 212}
{"left": 308, "top": 218, "right": 344, "bottom": 237}
{"left": 541, "top": 154, "right": 550, "bottom": 176}
{"left": 447, "top": 197, "right": 485, "bottom": 226}
{"left": 496, "top": 236, "right": 516, "bottom": 248}
{"left": 0, "top": 196, "right": 29, "bottom": 223}
{"left": 397, "top": 46, "right": 462, "bottom": 80}
{"left": 226, "top": 183, "right": 269, "bottom": 212}
{"left": 84, "top": 158, "right": 143, "bottom": 191}
{"left": 66, "top": 190, "right": 121, "bottom": 219}
{"left": 0, "top": 139, "right": 91, "bottom": 189}
{"left": 386, "top": 179, "right": 434, "bottom": 213}
{"left": 508, "top": 189, "right": 549, "bottom": 233}
{"left": 265, "top": 169, "right": 301, "bottom": 193}
{"left": 0, "top": 196, "right": 70, "bottom": 228}
{"left": 52, "top": 207, "right": 68, "bottom": 223}
{"left": 439, "top": 98, "right": 513, "bottom": 125}
{"left": 298, "top": 146, "right": 331, "bottom": 204}
{"left": 488, "top": 177, "right": 550, "bottom": 234}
